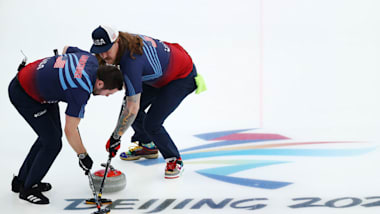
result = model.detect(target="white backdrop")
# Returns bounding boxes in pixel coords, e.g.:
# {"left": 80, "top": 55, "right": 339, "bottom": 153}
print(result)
{"left": 1, "top": 0, "right": 380, "bottom": 213}
{"left": 261, "top": 0, "right": 380, "bottom": 140}
{"left": 0, "top": 0, "right": 260, "bottom": 141}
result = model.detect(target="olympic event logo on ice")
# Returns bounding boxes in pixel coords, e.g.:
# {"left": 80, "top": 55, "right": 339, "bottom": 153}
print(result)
{"left": 138, "top": 128, "right": 375, "bottom": 189}
{"left": 64, "top": 129, "right": 378, "bottom": 212}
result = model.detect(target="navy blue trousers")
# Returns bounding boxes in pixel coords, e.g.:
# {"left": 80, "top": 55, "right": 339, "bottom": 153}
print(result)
{"left": 8, "top": 77, "right": 62, "bottom": 189}
{"left": 131, "top": 66, "right": 197, "bottom": 159}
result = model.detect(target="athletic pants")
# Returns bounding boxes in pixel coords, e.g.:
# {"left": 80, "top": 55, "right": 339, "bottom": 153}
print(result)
{"left": 131, "top": 65, "right": 197, "bottom": 159}
{"left": 8, "top": 77, "right": 62, "bottom": 189}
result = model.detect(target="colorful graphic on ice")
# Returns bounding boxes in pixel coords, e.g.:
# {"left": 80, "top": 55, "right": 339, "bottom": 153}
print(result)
{"left": 137, "top": 129, "right": 375, "bottom": 189}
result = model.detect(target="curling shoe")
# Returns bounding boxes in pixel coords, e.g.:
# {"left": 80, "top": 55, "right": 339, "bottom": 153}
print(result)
{"left": 165, "top": 157, "right": 184, "bottom": 179}
{"left": 19, "top": 186, "right": 49, "bottom": 205}
{"left": 120, "top": 141, "right": 158, "bottom": 160}
{"left": 12, "top": 175, "right": 52, "bottom": 193}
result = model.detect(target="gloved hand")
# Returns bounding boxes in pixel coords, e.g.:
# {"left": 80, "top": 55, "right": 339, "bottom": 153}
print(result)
{"left": 106, "top": 134, "right": 121, "bottom": 158}
{"left": 78, "top": 153, "right": 93, "bottom": 174}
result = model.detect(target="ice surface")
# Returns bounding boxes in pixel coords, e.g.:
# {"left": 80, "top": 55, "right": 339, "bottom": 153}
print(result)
{"left": 1, "top": 0, "right": 380, "bottom": 213}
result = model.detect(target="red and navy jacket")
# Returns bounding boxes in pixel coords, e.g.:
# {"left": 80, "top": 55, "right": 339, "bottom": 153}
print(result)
{"left": 120, "top": 35, "right": 193, "bottom": 96}
{"left": 17, "top": 47, "right": 98, "bottom": 118}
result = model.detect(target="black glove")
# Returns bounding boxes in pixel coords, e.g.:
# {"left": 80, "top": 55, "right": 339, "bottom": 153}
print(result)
{"left": 106, "top": 134, "right": 121, "bottom": 158}
{"left": 78, "top": 153, "right": 93, "bottom": 174}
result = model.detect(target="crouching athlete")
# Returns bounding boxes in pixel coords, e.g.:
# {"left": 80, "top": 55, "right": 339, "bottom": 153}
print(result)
{"left": 8, "top": 46, "right": 123, "bottom": 204}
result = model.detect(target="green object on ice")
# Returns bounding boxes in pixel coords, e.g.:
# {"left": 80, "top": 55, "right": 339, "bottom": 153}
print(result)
{"left": 194, "top": 74, "right": 207, "bottom": 94}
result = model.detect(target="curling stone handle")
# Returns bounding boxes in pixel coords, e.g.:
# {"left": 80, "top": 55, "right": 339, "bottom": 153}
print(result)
{"left": 101, "top": 163, "right": 115, "bottom": 171}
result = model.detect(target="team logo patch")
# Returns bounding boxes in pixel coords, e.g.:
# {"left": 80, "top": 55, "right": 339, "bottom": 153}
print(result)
{"left": 34, "top": 109, "right": 47, "bottom": 118}
{"left": 74, "top": 55, "right": 89, "bottom": 78}
{"left": 94, "top": 38, "right": 106, "bottom": 46}
{"left": 54, "top": 56, "right": 66, "bottom": 68}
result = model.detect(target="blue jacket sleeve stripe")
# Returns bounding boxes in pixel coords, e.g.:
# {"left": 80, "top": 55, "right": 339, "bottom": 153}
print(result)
{"left": 142, "top": 43, "right": 159, "bottom": 73}
{"left": 64, "top": 55, "right": 78, "bottom": 89}
{"left": 59, "top": 67, "right": 68, "bottom": 90}
{"left": 141, "top": 41, "right": 163, "bottom": 81}
{"left": 78, "top": 104, "right": 85, "bottom": 118}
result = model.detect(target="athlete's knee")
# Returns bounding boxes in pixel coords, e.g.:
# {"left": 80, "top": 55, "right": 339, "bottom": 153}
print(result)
{"left": 40, "top": 134, "right": 62, "bottom": 152}
{"left": 144, "top": 121, "right": 164, "bottom": 136}
{"left": 45, "top": 139, "right": 62, "bottom": 154}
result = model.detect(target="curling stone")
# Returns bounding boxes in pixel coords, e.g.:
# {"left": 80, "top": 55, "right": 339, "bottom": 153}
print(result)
{"left": 92, "top": 164, "right": 126, "bottom": 193}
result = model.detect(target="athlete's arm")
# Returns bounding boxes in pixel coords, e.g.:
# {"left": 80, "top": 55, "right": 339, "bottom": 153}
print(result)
{"left": 64, "top": 115, "right": 86, "bottom": 155}
{"left": 112, "top": 93, "right": 141, "bottom": 138}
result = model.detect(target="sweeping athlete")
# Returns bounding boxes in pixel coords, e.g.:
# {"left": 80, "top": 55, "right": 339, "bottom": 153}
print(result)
{"left": 8, "top": 46, "right": 123, "bottom": 204}
{"left": 90, "top": 25, "right": 206, "bottom": 179}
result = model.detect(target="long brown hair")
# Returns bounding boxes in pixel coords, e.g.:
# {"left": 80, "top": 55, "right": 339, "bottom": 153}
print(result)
{"left": 96, "top": 31, "right": 144, "bottom": 66}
